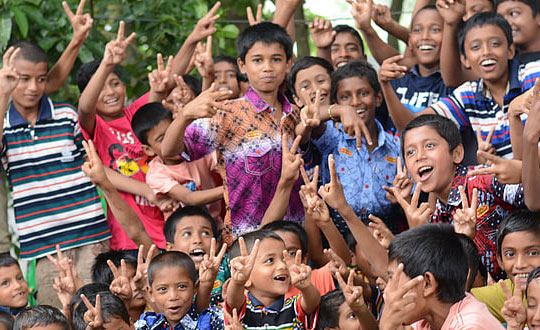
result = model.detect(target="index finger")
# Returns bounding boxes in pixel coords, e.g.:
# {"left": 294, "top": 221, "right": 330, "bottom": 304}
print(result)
{"left": 120, "top": 259, "right": 127, "bottom": 278}
{"left": 117, "top": 21, "right": 125, "bottom": 41}
{"left": 335, "top": 270, "right": 347, "bottom": 288}
{"left": 56, "top": 244, "right": 64, "bottom": 260}
{"left": 312, "top": 165, "right": 319, "bottom": 185}
{"left": 80, "top": 294, "right": 94, "bottom": 311}
{"left": 485, "top": 126, "right": 495, "bottom": 144}
{"left": 300, "top": 166, "right": 310, "bottom": 185}
{"left": 471, "top": 188, "right": 478, "bottom": 210}
{"left": 500, "top": 279, "right": 512, "bottom": 299}
{"left": 76, "top": 0, "right": 86, "bottom": 16}
{"left": 156, "top": 53, "right": 164, "bottom": 72}
{"left": 328, "top": 154, "right": 338, "bottom": 183}
{"left": 295, "top": 249, "right": 302, "bottom": 265}
{"left": 216, "top": 243, "right": 227, "bottom": 264}
{"left": 290, "top": 135, "right": 302, "bottom": 155}
{"left": 410, "top": 183, "right": 422, "bottom": 209}
{"left": 206, "top": 2, "right": 222, "bottom": 18}
{"left": 247, "top": 239, "right": 260, "bottom": 266}
{"left": 397, "top": 156, "right": 403, "bottom": 176}
{"left": 238, "top": 237, "right": 248, "bottom": 257}
{"left": 209, "top": 237, "right": 216, "bottom": 257}
{"left": 476, "top": 129, "right": 482, "bottom": 143}
{"left": 247, "top": 6, "right": 255, "bottom": 25}
{"left": 206, "top": 36, "right": 212, "bottom": 54}
{"left": 458, "top": 185, "right": 469, "bottom": 209}
{"left": 358, "top": 120, "right": 373, "bottom": 146}
{"left": 62, "top": 1, "right": 75, "bottom": 20}
{"left": 146, "top": 244, "right": 157, "bottom": 261}
{"left": 107, "top": 260, "right": 120, "bottom": 278}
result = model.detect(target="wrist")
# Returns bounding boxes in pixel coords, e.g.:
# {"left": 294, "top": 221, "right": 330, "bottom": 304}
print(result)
{"left": 523, "top": 128, "right": 540, "bottom": 143}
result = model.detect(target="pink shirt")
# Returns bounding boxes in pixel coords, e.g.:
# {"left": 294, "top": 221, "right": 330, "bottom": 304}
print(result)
{"left": 146, "top": 152, "right": 223, "bottom": 225}
{"left": 411, "top": 293, "right": 504, "bottom": 330}
{"left": 81, "top": 93, "right": 166, "bottom": 250}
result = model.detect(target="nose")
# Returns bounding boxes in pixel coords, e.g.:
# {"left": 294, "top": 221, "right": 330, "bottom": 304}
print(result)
{"left": 515, "top": 254, "right": 527, "bottom": 270}
{"left": 351, "top": 94, "right": 361, "bottom": 107}
{"left": 337, "top": 46, "right": 348, "bottom": 59}
{"left": 218, "top": 73, "right": 227, "bottom": 84}
{"left": 262, "top": 59, "right": 273, "bottom": 72}
{"left": 27, "top": 78, "right": 38, "bottom": 92}
{"left": 191, "top": 231, "right": 202, "bottom": 244}
{"left": 421, "top": 28, "right": 430, "bottom": 40}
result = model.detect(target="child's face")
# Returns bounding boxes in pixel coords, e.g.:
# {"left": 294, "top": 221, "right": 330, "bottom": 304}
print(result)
{"left": 464, "top": 0, "right": 494, "bottom": 21}
{"left": 238, "top": 41, "right": 291, "bottom": 96}
{"left": 95, "top": 72, "right": 126, "bottom": 121}
{"left": 498, "top": 231, "right": 540, "bottom": 289}
{"left": 461, "top": 24, "right": 514, "bottom": 84}
{"left": 330, "top": 33, "right": 366, "bottom": 69}
{"left": 336, "top": 76, "right": 381, "bottom": 128}
{"left": 409, "top": 9, "right": 443, "bottom": 68}
{"left": 148, "top": 266, "right": 197, "bottom": 327}
{"left": 497, "top": 1, "right": 540, "bottom": 50}
{"left": 214, "top": 61, "right": 240, "bottom": 99}
{"left": 11, "top": 59, "right": 48, "bottom": 113}
{"left": 248, "top": 238, "right": 290, "bottom": 302}
{"left": 293, "top": 64, "right": 331, "bottom": 107}
{"left": 141, "top": 118, "right": 172, "bottom": 160}
{"left": 0, "top": 264, "right": 28, "bottom": 308}
{"left": 527, "top": 277, "right": 540, "bottom": 329}
{"left": 166, "top": 216, "right": 214, "bottom": 270}
{"left": 336, "top": 300, "right": 361, "bottom": 330}
{"left": 274, "top": 230, "right": 305, "bottom": 267}
{"left": 403, "top": 126, "right": 463, "bottom": 196}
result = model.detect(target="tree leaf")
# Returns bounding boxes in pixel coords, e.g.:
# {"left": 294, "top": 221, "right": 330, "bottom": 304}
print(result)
{"left": 10, "top": 6, "right": 28, "bottom": 38}
{"left": 0, "top": 10, "right": 12, "bottom": 52}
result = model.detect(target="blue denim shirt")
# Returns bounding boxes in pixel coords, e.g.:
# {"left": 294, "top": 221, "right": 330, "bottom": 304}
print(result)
{"left": 135, "top": 305, "right": 224, "bottom": 330}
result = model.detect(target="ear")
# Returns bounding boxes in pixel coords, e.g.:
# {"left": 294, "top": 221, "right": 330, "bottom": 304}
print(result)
{"left": 452, "top": 144, "right": 464, "bottom": 164}
{"left": 293, "top": 94, "right": 304, "bottom": 107}
{"left": 496, "top": 253, "right": 504, "bottom": 271}
{"left": 237, "top": 58, "right": 247, "bottom": 75}
{"left": 146, "top": 286, "right": 156, "bottom": 304}
{"left": 245, "top": 278, "right": 253, "bottom": 289}
{"left": 194, "top": 279, "right": 199, "bottom": 292}
{"left": 507, "top": 42, "right": 515, "bottom": 60}
{"left": 286, "top": 57, "right": 293, "bottom": 74}
{"left": 375, "top": 91, "right": 383, "bottom": 107}
{"left": 422, "top": 271, "right": 439, "bottom": 298}
{"left": 460, "top": 54, "right": 471, "bottom": 70}
{"left": 165, "top": 242, "right": 173, "bottom": 251}
{"left": 141, "top": 144, "right": 156, "bottom": 158}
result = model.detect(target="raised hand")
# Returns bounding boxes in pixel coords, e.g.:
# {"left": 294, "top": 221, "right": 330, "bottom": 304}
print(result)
{"left": 81, "top": 294, "right": 103, "bottom": 330}
{"left": 324, "top": 248, "right": 349, "bottom": 280}
{"left": 224, "top": 308, "right": 244, "bottom": 330}
{"left": 230, "top": 237, "right": 260, "bottom": 285}
{"left": 149, "top": 53, "right": 173, "bottom": 95}
{"left": 299, "top": 89, "right": 321, "bottom": 128}
{"left": 318, "top": 154, "right": 349, "bottom": 211}
{"left": 336, "top": 269, "right": 365, "bottom": 311}
{"left": 188, "top": 2, "right": 221, "bottom": 43}
{"left": 199, "top": 238, "right": 227, "bottom": 284}
{"left": 247, "top": 4, "right": 263, "bottom": 26}
{"left": 63, "top": 0, "right": 93, "bottom": 43}
{"left": 103, "top": 21, "right": 136, "bottom": 67}
{"left": 524, "top": 78, "right": 540, "bottom": 138}
{"left": 383, "top": 156, "right": 413, "bottom": 205}
{"left": 194, "top": 37, "right": 214, "bottom": 79}
{"left": 133, "top": 244, "right": 157, "bottom": 292}
{"left": 368, "top": 214, "right": 394, "bottom": 249}
{"left": 309, "top": 17, "right": 335, "bottom": 49}
{"left": 108, "top": 259, "right": 132, "bottom": 301}
{"left": 0, "top": 47, "right": 21, "bottom": 95}
{"left": 467, "top": 153, "right": 522, "bottom": 184}
{"left": 500, "top": 280, "right": 526, "bottom": 330}
{"left": 372, "top": 3, "right": 392, "bottom": 28}
{"left": 379, "top": 54, "right": 408, "bottom": 84}
{"left": 48, "top": 245, "right": 80, "bottom": 307}
{"left": 286, "top": 250, "right": 312, "bottom": 290}
{"left": 436, "top": 0, "right": 466, "bottom": 25}
{"left": 165, "top": 83, "right": 231, "bottom": 121}
{"left": 347, "top": 0, "right": 373, "bottom": 31}
{"left": 164, "top": 75, "right": 196, "bottom": 116}
{"left": 299, "top": 165, "right": 320, "bottom": 207}
{"left": 392, "top": 183, "right": 433, "bottom": 228}
{"left": 280, "top": 134, "right": 303, "bottom": 184}
{"left": 453, "top": 186, "right": 478, "bottom": 239}
{"left": 476, "top": 127, "right": 496, "bottom": 165}
{"left": 335, "top": 105, "right": 374, "bottom": 149}
{"left": 82, "top": 140, "right": 108, "bottom": 186}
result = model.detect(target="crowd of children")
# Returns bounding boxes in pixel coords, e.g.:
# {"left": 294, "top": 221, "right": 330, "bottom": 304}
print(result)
{"left": 2, "top": 0, "right": 540, "bottom": 329}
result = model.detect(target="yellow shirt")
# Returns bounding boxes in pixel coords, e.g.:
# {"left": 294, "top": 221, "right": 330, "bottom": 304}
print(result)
{"left": 471, "top": 279, "right": 526, "bottom": 324}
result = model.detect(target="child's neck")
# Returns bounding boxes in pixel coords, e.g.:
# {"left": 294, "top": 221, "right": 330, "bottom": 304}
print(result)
{"left": 249, "top": 289, "right": 282, "bottom": 307}
{"left": 366, "top": 120, "right": 379, "bottom": 153}
{"left": 17, "top": 106, "right": 39, "bottom": 126}
{"left": 100, "top": 112, "right": 125, "bottom": 122}
{"left": 423, "top": 299, "right": 455, "bottom": 330}
{"left": 484, "top": 70, "right": 509, "bottom": 108}
{"left": 519, "top": 38, "right": 540, "bottom": 55}
{"left": 417, "top": 62, "right": 440, "bottom": 77}
{"left": 433, "top": 165, "right": 457, "bottom": 204}
{"left": 254, "top": 87, "right": 282, "bottom": 118}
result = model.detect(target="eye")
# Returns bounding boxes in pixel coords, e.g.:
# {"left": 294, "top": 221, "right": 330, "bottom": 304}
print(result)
{"left": 202, "top": 231, "right": 210, "bottom": 236}
{"left": 178, "top": 284, "right": 187, "bottom": 289}
{"left": 227, "top": 73, "right": 237, "bottom": 79}
{"left": 470, "top": 43, "right": 480, "bottom": 51}
{"left": 339, "top": 94, "right": 349, "bottom": 101}
{"left": 331, "top": 47, "right": 339, "bottom": 53}
{"left": 300, "top": 83, "right": 310, "bottom": 90}
{"left": 431, "top": 27, "right": 441, "bottom": 33}
{"left": 182, "top": 231, "right": 191, "bottom": 237}
{"left": 528, "top": 249, "right": 539, "bottom": 256}
{"left": 504, "top": 251, "right": 515, "bottom": 258}
{"left": 347, "top": 312, "right": 357, "bottom": 319}
{"left": 412, "top": 27, "right": 422, "bottom": 34}
{"left": 16, "top": 275, "right": 24, "bottom": 281}
{"left": 425, "top": 142, "right": 435, "bottom": 149}
{"left": 317, "top": 79, "right": 327, "bottom": 84}
{"left": 360, "top": 90, "right": 369, "bottom": 97}
{"left": 272, "top": 57, "right": 282, "bottom": 62}
{"left": 510, "top": 10, "right": 520, "bottom": 17}
{"left": 287, "top": 250, "right": 296, "bottom": 257}
{"left": 346, "top": 46, "right": 359, "bottom": 53}
{"left": 264, "top": 257, "right": 274, "bottom": 264}
{"left": 490, "top": 40, "right": 501, "bottom": 47}
{"left": 157, "top": 287, "right": 166, "bottom": 292}
{"left": 252, "top": 58, "right": 262, "bottom": 63}
{"left": 1, "top": 281, "right": 8, "bottom": 286}
{"left": 38, "top": 77, "right": 47, "bottom": 83}
{"left": 215, "top": 73, "right": 222, "bottom": 79}
{"left": 406, "top": 149, "right": 416, "bottom": 157}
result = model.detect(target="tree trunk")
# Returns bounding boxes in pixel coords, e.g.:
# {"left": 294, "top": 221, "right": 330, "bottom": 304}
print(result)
{"left": 294, "top": 4, "right": 310, "bottom": 58}
{"left": 389, "top": 0, "right": 402, "bottom": 50}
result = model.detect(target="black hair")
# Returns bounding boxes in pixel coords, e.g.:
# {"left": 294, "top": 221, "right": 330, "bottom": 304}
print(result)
{"left": 0, "top": 254, "right": 19, "bottom": 268}
{"left": 456, "top": 233, "right": 481, "bottom": 291}
{"left": 164, "top": 205, "right": 218, "bottom": 244}
{"left": 72, "top": 292, "right": 129, "bottom": 330}
{"left": 344, "top": 231, "right": 358, "bottom": 251}
{"left": 527, "top": 266, "right": 540, "bottom": 296}
{"left": 261, "top": 221, "right": 309, "bottom": 256}
{"left": 14, "top": 306, "right": 69, "bottom": 330}
{"left": 287, "top": 56, "right": 333, "bottom": 97}
{"left": 69, "top": 283, "right": 110, "bottom": 319}
{"left": 333, "top": 25, "right": 365, "bottom": 54}
{"left": 237, "top": 73, "right": 249, "bottom": 83}
{"left": 147, "top": 251, "right": 197, "bottom": 286}
{"left": 228, "top": 230, "right": 284, "bottom": 260}
{"left": 91, "top": 250, "right": 137, "bottom": 286}
{"left": 331, "top": 59, "right": 380, "bottom": 104}
{"left": 458, "top": 12, "right": 513, "bottom": 55}
{"left": 497, "top": 210, "right": 540, "bottom": 256}
{"left": 0, "top": 310, "right": 14, "bottom": 330}
{"left": 77, "top": 59, "right": 125, "bottom": 94}
{"left": 181, "top": 74, "right": 201, "bottom": 96}
{"left": 11, "top": 41, "right": 47, "bottom": 65}
{"left": 495, "top": 0, "right": 539, "bottom": 16}
{"left": 400, "top": 114, "right": 462, "bottom": 159}
{"left": 411, "top": 4, "right": 440, "bottom": 27}
{"left": 236, "top": 22, "right": 293, "bottom": 62}
{"left": 388, "top": 224, "right": 468, "bottom": 303}
{"left": 131, "top": 102, "right": 173, "bottom": 145}
{"left": 214, "top": 55, "right": 240, "bottom": 78}
{"left": 316, "top": 289, "right": 346, "bottom": 330}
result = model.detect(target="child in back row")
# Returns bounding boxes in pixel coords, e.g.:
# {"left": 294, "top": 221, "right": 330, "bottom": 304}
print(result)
{"left": 0, "top": 255, "right": 28, "bottom": 315}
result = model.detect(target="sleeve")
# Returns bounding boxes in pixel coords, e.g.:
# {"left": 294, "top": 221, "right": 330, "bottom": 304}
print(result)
{"left": 311, "top": 121, "right": 339, "bottom": 155}
{"left": 520, "top": 60, "right": 540, "bottom": 91}
{"left": 124, "top": 92, "right": 150, "bottom": 120}
{"left": 491, "top": 178, "right": 525, "bottom": 208}
{"left": 146, "top": 162, "right": 180, "bottom": 195}
{"left": 294, "top": 295, "right": 319, "bottom": 330}
{"left": 223, "top": 297, "right": 247, "bottom": 326}
{"left": 429, "top": 85, "right": 471, "bottom": 128}
{"left": 183, "top": 116, "right": 220, "bottom": 161}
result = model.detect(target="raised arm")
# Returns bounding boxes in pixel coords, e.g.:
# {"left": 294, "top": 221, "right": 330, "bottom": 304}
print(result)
{"left": 522, "top": 80, "right": 540, "bottom": 211}
{"left": 372, "top": 4, "right": 409, "bottom": 43}
{"left": 0, "top": 47, "right": 20, "bottom": 149}
{"left": 273, "top": 0, "right": 303, "bottom": 30}
{"left": 309, "top": 18, "right": 335, "bottom": 64}
{"left": 193, "top": 37, "right": 215, "bottom": 92}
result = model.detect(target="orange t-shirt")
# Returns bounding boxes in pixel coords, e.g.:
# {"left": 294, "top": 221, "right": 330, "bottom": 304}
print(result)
{"left": 286, "top": 262, "right": 335, "bottom": 299}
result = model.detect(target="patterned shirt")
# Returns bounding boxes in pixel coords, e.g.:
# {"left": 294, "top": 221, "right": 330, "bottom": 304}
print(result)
{"left": 1, "top": 95, "right": 110, "bottom": 260}
{"left": 183, "top": 88, "right": 305, "bottom": 242}
{"left": 135, "top": 305, "right": 224, "bottom": 330}
{"left": 430, "top": 59, "right": 540, "bottom": 159}
{"left": 430, "top": 165, "right": 524, "bottom": 280}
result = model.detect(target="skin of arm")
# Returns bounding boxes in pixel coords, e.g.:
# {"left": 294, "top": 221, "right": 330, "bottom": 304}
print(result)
{"left": 304, "top": 213, "right": 326, "bottom": 267}
{"left": 259, "top": 179, "right": 295, "bottom": 227}
{"left": 299, "top": 283, "right": 321, "bottom": 315}
{"left": 318, "top": 220, "right": 352, "bottom": 265}
{"left": 272, "top": 0, "right": 302, "bottom": 30}
{"left": 167, "top": 185, "right": 223, "bottom": 206}
{"left": 78, "top": 60, "right": 111, "bottom": 136}
{"left": 103, "top": 167, "right": 155, "bottom": 199}
{"left": 379, "top": 20, "right": 409, "bottom": 43}
{"left": 522, "top": 82, "right": 540, "bottom": 211}
{"left": 160, "top": 112, "right": 193, "bottom": 162}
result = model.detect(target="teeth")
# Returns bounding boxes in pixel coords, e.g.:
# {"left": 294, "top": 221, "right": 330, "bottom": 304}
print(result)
{"left": 356, "top": 108, "right": 366, "bottom": 114}
{"left": 104, "top": 98, "right": 118, "bottom": 104}
{"left": 337, "top": 62, "right": 347, "bottom": 67}
{"left": 516, "top": 273, "right": 529, "bottom": 278}
{"left": 218, "top": 87, "right": 230, "bottom": 91}
{"left": 190, "top": 249, "right": 205, "bottom": 256}
{"left": 481, "top": 59, "right": 496, "bottom": 66}
{"left": 419, "top": 45, "right": 434, "bottom": 50}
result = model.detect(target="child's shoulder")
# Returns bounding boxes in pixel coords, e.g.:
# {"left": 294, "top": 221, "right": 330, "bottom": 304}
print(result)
{"left": 50, "top": 100, "right": 78, "bottom": 121}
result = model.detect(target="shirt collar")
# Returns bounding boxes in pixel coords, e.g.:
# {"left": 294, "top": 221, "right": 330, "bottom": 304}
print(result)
{"left": 8, "top": 94, "right": 51, "bottom": 126}
{"left": 475, "top": 59, "right": 521, "bottom": 99}
{"left": 410, "top": 65, "right": 441, "bottom": 78}
{"left": 446, "top": 164, "right": 468, "bottom": 206}
{"left": 244, "top": 87, "right": 292, "bottom": 114}
{"left": 247, "top": 291, "right": 285, "bottom": 311}
{"left": 342, "top": 119, "right": 389, "bottom": 148}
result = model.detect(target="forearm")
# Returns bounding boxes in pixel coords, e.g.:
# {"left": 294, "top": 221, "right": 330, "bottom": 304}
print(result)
{"left": 440, "top": 23, "right": 474, "bottom": 87}
{"left": 260, "top": 179, "right": 294, "bottom": 227}
{"left": 381, "top": 81, "right": 415, "bottom": 131}
{"left": 161, "top": 113, "right": 193, "bottom": 161}
{"left": 378, "top": 19, "right": 409, "bottom": 43}
{"left": 172, "top": 37, "right": 198, "bottom": 77}
{"left": 227, "top": 281, "right": 246, "bottom": 311}
{"left": 319, "top": 223, "right": 352, "bottom": 265}
{"left": 510, "top": 115, "right": 525, "bottom": 160}
{"left": 195, "top": 281, "right": 213, "bottom": 311}
{"left": 78, "top": 62, "right": 114, "bottom": 135}
{"left": 104, "top": 167, "right": 151, "bottom": 197}
{"left": 299, "top": 284, "right": 320, "bottom": 315}
{"left": 316, "top": 47, "right": 332, "bottom": 64}
{"left": 0, "top": 94, "right": 10, "bottom": 148}
{"left": 201, "top": 73, "right": 215, "bottom": 92}
{"left": 273, "top": 0, "right": 300, "bottom": 29}
{"left": 305, "top": 217, "right": 326, "bottom": 267}
{"left": 361, "top": 27, "right": 399, "bottom": 65}
{"left": 353, "top": 304, "right": 378, "bottom": 330}
{"left": 522, "top": 131, "right": 540, "bottom": 211}
{"left": 148, "top": 91, "right": 168, "bottom": 104}
{"left": 168, "top": 185, "right": 223, "bottom": 206}
{"left": 46, "top": 37, "right": 84, "bottom": 95}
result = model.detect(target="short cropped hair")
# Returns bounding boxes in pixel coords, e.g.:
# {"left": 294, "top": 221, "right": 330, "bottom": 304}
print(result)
{"left": 182, "top": 74, "right": 201, "bottom": 96}
{"left": 456, "top": 233, "right": 481, "bottom": 291}
{"left": 333, "top": 25, "right": 365, "bottom": 54}
{"left": 458, "top": 12, "right": 513, "bottom": 55}
{"left": 388, "top": 224, "right": 468, "bottom": 303}
{"left": 497, "top": 210, "right": 540, "bottom": 256}
{"left": 261, "top": 221, "right": 308, "bottom": 256}
{"left": 14, "top": 306, "right": 69, "bottom": 330}
{"left": 0, "top": 254, "right": 19, "bottom": 269}
{"left": 164, "top": 206, "right": 218, "bottom": 244}
{"left": 77, "top": 59, "right": 125, "bottom": 93}
{"left": 228, "top": 230, "right": 284, "bottom": 260}
{"left": 236, "top": 22, "right": 293, "bottom": 62}
{"left": 316, "top": 289, "right": 346, "bottom": 330}
{"left": 131, "top": 102, "right": 173, "bottom": 145}
{"left": 11, "top": 41, "right": 47, "bottom": 64}
{"left": 214, "top": 55, "right": 240, "bottom": 77}
{"left": 72, "top": 292, "right": 129, "bottom": 330}
{"left": 288, "top": 56, "right": 333, "bottom": 97}
{"left": 331, "top": 60, "right": 380, "bottom": 104}
{"left": 400, "top": 114, "right": 462, "bottom": 158}
{"left": 0, "top": 310, "right": 14, "bottom": 330}
{"left": 91, "top": 250, "right": 137, "bottom": 285}
{"left": 495, "top": 0, "right": 539, "bottom": 16}
{"left": 69, "top": 283, "right": 110, "bottom": 319}
{"left": 147, "top": 251, "right": 197, "bottom": 286}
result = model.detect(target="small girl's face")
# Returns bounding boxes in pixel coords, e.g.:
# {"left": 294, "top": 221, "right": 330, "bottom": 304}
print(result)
{"left": 527, "top": 278, "right": 540, "bottom": 329}
{"left": 0, "top": 264, "right": 28, "bottom": 308}
{"left": 335, "top": 301, "right": 361, "bottom": 330}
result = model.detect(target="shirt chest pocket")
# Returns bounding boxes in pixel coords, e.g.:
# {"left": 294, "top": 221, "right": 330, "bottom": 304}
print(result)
{"left": 244, "top": 143, "right": 273, "bottom": 176}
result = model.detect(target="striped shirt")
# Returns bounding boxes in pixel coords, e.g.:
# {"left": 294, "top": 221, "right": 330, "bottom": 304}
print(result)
{"left": 430, "top": 59, "right": 540, "bottom": 159}
{"left": 2, "top": 95, "right": 110, "bottom": 260}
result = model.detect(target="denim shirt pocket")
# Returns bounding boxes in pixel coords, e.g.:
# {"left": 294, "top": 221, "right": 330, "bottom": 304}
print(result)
{"left": 244, "top": 143, "right": 273, "bottom": 176}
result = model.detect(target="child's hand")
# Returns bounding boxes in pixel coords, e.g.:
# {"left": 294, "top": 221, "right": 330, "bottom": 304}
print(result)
{"left": 467, "top": 154, "right": 522, "bottom": 184}
{"left": 48, "top": 245, "right": 80, "bottom": 307}
{"left": 509, "top": 87, "right": 533, "bottom": 118}
{"left": 286, "top": 250, "right": 312, "bottom": 290}
{"left": 436, "top": 0, "right": 466, "bottom": 25}
{"left": 108, "top": 259, "right": 133, "bottom": 301}
{"left": 187, "top": 2, "right": 221, "bottom": 44}
{"left": 280, "top": 134, "right": 303, "bottom": 184}
{"left": 299, "top": 165, "right": 319, "bottom": 207}
{"left": 63, "top": 0, "right": 93, "bottom": 43}
{"left": 82, "top": 140, "right": 108, "bottom": 186}
{"left": 81, "top": 294, "right": 103, "bottom": 330}
{"left": 133, "top": 244, "right": 157, "bottom": 292}
{"left": 453, "top": 186, "right": 478, "bottom": 239}
{"left": 299, "top": 89, "right": 321, "bottom": 128}
{"left": 247, "top": 4, "right": 263, "bottom": 26}
{"left": 194, "top": 37, "right": 215, "bottom": 79}
{"left": 383, "top": 156, "right": 413, "bottom": 205}
{"left": 199, "top": 238, "right": 227, "bottom": 284}
{"left": 0, "top": 47, "right": 20, "bottom": 96}
{"left": 163, "top": 75, "right": 196, "bottom": 117}
{"left": 368, "top": 215, "right": 394, "bottom": 249}
{"left": 371, "top": 3, "right": 392, "bottom": 28}
{"left": 309, "top": 18, "right": 335, "bottom": 49}
{"left": 319, "top": 154, "right": 349, "bottom": 211}
{"left": 224, "top": 308, "right": 244, "bottom": 330}
{"left": 230, "top": 237, "right": 260, "bottom": 285}
{"left": 172, "top": 83, "right": 232, "bottom": 121}
{"left": 379, "top": 263, "right": 424, "bottom": 330}
{"left": 379, "top": 54, "right": 407, "bottom": 84}
{"left": 347, "top": 0, "right": 373, "bottom": 31}
{"left": 324, "top": 248, "right": 349, "bottom": 280}
{"left": 148, "top": 54, "right": 173, "bottom": 95}
{"left": 500, "top": 280, "right": 527, "bottom": 329}
{"left": 336, "top": 269, "right": 365, "bottom": 311}
{"left": 524, "top": 78, "right": 540, "bottom": 139}
{"left": 333, "top": 105, "right": 374, "bottom": 150}
{"left": 392, "top": 183, "right": 433, "bottom": 228}
{"left": 103, "top": 21, "right": 136, "bottom": 67}
{"left": 476, "top": 127, "right": 496, "bottom": 165}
